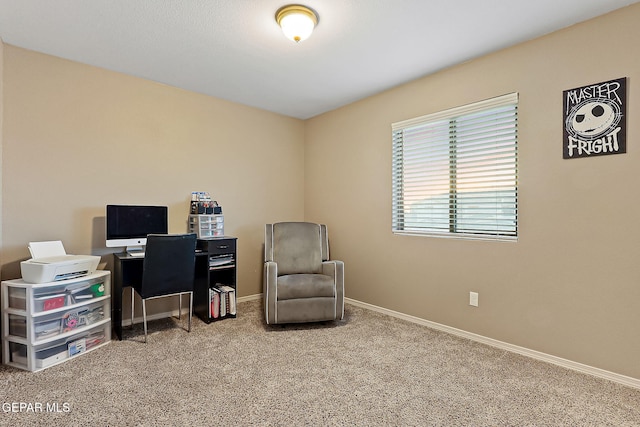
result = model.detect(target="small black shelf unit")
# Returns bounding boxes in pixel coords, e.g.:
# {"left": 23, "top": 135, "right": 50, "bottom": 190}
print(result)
{"left": 194, "top": 237, "right": 237, "bottom": 323}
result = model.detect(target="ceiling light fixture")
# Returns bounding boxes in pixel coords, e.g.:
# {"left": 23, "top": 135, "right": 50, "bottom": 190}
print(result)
{"left": 275, "top": 4, "right": 318, "bottom": 43}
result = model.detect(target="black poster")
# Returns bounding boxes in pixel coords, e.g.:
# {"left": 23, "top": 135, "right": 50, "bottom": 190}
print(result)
{"left": 563, "top": 77, "right": 626, "bottom": 159}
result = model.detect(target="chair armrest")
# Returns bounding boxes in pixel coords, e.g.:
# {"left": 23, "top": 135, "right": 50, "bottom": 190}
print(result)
{"left": 322, "top": 260, "right": 345, "bottom": 320}
{"left": 264, "top": 261, "right": 278, "bottom": 324}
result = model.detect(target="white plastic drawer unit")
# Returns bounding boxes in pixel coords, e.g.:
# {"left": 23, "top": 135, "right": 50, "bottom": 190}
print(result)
{"left": 188, "top": 214, "right": 224, "bottom": 238}
{"left": 1, "top": 270, "right": 112, "bottom": 372}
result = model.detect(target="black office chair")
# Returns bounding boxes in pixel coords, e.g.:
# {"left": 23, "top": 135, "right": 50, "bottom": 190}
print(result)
{"left": 130, "top": 233, "right": 197, "bottom": 343}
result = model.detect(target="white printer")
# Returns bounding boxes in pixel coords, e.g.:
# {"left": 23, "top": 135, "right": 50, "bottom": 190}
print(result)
{"left": 20, "top": 241, "right": 100, "bottom": 284}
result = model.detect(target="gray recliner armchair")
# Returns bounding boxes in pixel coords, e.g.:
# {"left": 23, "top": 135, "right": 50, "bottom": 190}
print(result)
{"left": 264, "top": 222, "right": 344, "bottom": 324}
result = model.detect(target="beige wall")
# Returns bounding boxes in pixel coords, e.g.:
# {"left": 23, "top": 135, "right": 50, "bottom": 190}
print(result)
{"left": 305, "top": 4, "right": 640, "bottom": 379}
{"left": 1, "top": 45, "right": 305, "bottom": 312}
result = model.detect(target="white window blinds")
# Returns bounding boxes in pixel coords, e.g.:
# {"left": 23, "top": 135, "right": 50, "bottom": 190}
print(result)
{"left": 392, "top": 93, "right": 518, "bottom": 240}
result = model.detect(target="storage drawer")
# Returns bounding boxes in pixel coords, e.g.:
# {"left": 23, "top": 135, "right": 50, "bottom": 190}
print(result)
{"left": 8, "top": 301, "right": 106, "bottom": 340}
{"left": 63, "top": 277, "right": 107, "bottom": 304}
{"left": 34, "top": 293, "right": 66, "bottom": 311}
{"left": 9, "top": 342, "right": 28, "bottom": 368}
{"left": 35, "top": 342, "right": 69, "bottom": 368}
{"left": 59, "top": 301, "right": 106, "bottom": 334}
{"left": 198, "top": 229, "right": 224, "bottom": 238}
{"left": 8, "top": 314, "right": 27, "bottom": 338}
{"left": 7, "top": 287, "right": 27, "bottom": 310}
{"left": 27, "top": 276, "right": 108, "bottom": 313}
{"left": 34, "top": 325, "right": 109, "bottom": 369}
{"left": 189, "top": 214, "right": 224, "bottom": 225}
{"left": 199, "top": 238, "right": 236, "bottom": 255}
{"left": 11, "top": 288, "right": 67, "bottom": 312}
{"left": 8, "top": 339, "right": 72, "bottom": 370}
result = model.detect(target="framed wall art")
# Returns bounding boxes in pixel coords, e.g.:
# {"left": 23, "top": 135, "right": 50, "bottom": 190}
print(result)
{"left": 563, "top": 77, "right": 626, "bottom": 159}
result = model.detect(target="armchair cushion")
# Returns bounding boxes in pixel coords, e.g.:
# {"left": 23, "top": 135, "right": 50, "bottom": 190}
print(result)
{"left": 273, "top": 222, "right": 323, "bottom": 275}
{"left": 276, "top": 274, "right": 335, "bottom": 300}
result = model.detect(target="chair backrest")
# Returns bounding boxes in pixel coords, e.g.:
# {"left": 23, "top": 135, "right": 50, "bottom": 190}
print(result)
{"left": 141, "top": 233, "right": 197, "bottom": 299}
{"left": 265, "top": 222, "right": 329, "bottom": 275}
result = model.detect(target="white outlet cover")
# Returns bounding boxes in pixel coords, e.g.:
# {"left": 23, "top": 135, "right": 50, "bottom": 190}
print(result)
{"left": 469, "top": 292, "right": 479, "bottom": 307}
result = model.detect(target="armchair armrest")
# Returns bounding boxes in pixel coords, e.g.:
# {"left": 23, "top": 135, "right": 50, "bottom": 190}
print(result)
{"left": 264, "top": 261, "right": 278, "bottom": 324}
{"left": 322, "top": 260, "right": 345, "bottom": 320}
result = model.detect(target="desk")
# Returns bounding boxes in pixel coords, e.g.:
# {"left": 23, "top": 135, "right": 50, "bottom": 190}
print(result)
{"left": 111, "top": 251, "right": 208, "bottom": 340}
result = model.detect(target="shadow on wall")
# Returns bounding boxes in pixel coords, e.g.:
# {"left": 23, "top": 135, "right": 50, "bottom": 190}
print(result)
{"left": 1, "top": 259, "right": 25, "bottom": 281}
{"left": 92, "top": 215, "right": 114, "bottom": 271}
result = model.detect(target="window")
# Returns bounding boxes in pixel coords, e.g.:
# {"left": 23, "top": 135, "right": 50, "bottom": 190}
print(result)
{"left": 392, "top": 93, "right": 518, "bottom": 240}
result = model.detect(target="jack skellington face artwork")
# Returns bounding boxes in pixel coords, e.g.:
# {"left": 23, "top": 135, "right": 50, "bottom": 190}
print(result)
{"left": 562, "top": 77, "right": 626, "bottom": 159}
{"left": 567, "top": 99, "right": 621, "bottom": 139}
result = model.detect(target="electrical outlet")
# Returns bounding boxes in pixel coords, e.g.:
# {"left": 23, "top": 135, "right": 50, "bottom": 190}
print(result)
{"left": 469, "top": 291, "right": 479, "bottom": 307}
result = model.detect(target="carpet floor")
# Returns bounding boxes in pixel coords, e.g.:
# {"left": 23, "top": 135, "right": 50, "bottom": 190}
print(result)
{"left": 1, "top": 299, "right": 639, "bottom": 426}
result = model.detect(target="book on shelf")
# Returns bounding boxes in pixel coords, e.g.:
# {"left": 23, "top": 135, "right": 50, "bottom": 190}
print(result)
{"left": 208, "top": 284, "right": 236, "bottom": 318}
{"left": 209, "top": 288, "right": 220, "bottom": 319}
{"left": 219, "top": 285, "right": 236, "bottom": 315}
{"left": 220, "top": 288, "right": 227, "bottom": 317}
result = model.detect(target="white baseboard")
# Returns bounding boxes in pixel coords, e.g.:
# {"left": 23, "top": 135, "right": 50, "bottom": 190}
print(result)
{"left": 237, "top": 293, "right": 262, "bottom": 303}
{"left": 345, "top": 297, "right": 640, "bottom": 390}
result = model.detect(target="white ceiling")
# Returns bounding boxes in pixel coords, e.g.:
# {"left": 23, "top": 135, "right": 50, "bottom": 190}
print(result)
{"left": 0, "top": 0, "right": 637, "bottom": 119}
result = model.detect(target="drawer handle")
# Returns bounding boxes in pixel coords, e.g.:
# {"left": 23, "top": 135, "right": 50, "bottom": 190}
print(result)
{"left": 217, "top": 245, "right": 228, "bottom": 249}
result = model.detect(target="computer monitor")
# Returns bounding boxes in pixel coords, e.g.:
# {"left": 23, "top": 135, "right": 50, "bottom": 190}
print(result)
{"left": 106, "top": 205, "right": 168, "bottom": 256}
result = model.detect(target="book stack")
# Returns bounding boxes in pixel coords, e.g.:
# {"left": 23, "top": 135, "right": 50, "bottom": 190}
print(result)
{"left": 208, "top": 284, "right": 236, "bottom": 319}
